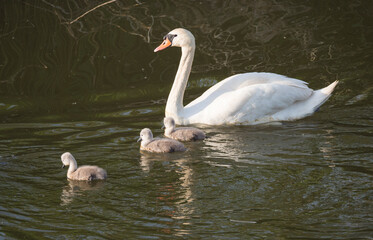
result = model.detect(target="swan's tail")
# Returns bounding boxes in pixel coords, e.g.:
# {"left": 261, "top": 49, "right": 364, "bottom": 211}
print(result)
{"left": 272, "top": 80, "right": 339, "bottom": 121}
{"left": 321, "top": 80, "right": 339, "bottom": 95}
{"left": 313, "top": 80, "right": 339, "bottom": 111}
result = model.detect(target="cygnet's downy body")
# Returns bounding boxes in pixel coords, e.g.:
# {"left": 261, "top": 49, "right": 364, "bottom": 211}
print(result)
{"left": 163, "top": 117, "right": 205, "bottom": 141}
{"left": 138, "top": 128, "right": 186, "bottom": 153}
{"left": 61, "top": 152, "right": 107, "bottom": 181}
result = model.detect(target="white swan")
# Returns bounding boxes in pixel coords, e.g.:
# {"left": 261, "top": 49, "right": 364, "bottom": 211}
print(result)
{"left": 154, "top": 28, "right": 338, "bottom": 125}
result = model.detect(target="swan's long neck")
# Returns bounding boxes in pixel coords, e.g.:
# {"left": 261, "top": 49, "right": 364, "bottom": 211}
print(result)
{"left": 165, "top": 125, "right": 175, "bottom": 136}
{"left": 67, "top": 158, "right": 78, "bottom": 178}
{"left": 141, "top": 135, "right": 153, "bottom": 147}
{"left": 165, "top": 45, "right": 195, "bottom": 117}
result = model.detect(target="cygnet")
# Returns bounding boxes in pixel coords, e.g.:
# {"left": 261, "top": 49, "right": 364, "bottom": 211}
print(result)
{"left": 163, "top": 117, "right": 205, "bottom": 141}
{"left": 61, "top": 152, "right": 107, "bottom": 181}
{"left": 138, "top": 128, "right": 186, "bottom": 153}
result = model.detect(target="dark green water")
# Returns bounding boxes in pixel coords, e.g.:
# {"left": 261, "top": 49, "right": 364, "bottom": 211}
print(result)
{"left": 1, "top": 0, "right": 372, "bottom": 239}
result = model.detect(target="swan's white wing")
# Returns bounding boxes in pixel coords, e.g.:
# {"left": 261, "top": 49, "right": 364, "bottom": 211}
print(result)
{"left": 184, "top": 72, "right": 313, "bottom": 124}
{"left": 188, "top": 72, "right": 309, "bottom": 105}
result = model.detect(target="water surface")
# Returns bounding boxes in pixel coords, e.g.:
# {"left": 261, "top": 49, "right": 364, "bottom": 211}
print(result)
{"left": 0, "top": 0, "right": 372, "bottom": 239}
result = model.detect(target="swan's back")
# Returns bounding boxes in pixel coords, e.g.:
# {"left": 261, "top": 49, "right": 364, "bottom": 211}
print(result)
{"left": 70, "top": 166, "right": 107, "bottom": 181}
{"left": 142, "top": 138, "right": 186, "bottom": 153}
{"left": 168, "top": 127, "right": 205, "bottom": 141}
{"left": 187, "top": 72, "right": 310, "bottom": 109}
{"left": 181, "top": 72, "right": 337, "bottom": 125}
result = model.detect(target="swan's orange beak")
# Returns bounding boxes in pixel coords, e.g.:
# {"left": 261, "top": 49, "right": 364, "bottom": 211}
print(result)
{"left": 154, "top": 38, "right": 172, "bottom": 52}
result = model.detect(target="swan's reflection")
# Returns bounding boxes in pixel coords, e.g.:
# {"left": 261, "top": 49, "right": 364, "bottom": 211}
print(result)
{"left": 60, "top": 179, "right": 105, "bottom": 206}
{"left": 318, "top": 128, "right": 337, "bottom": 167}
{"left": 202, "top": 124, "right": 339, "bottom": 167}
{"left": 202, "top": 126, "right": 275, "bottom": 166}
{"left": 140, "top": 153, "right": 194, "bottom": 237}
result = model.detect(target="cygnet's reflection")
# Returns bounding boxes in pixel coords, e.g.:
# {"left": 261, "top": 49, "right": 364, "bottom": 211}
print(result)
{"left": 140, "top": 153, "right": 194, "bottom": 236}
{"left": 139, "top": 150, "right": 189, "bottom": 171}
{"left": 60, "top": 179, "right": 105, "bottom": 206}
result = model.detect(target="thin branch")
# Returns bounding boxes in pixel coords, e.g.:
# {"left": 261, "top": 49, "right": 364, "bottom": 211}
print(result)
{"left": 69, "top": 0, "right": 116, "bottom": 24}
{"left": 147, "top": 15, "right": 154, "bottom": 43}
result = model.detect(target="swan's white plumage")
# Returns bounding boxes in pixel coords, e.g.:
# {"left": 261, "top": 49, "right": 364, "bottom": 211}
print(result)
{"left": 156, "top": 28, "right": 338, "bottom": 125}
{"left": 183, "top": 73, "right": 315, "bottom": 125}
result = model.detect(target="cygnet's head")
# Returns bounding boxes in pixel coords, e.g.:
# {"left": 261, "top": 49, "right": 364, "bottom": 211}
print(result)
{"left": 138, "top": 128, "right": 153, "bottom": 143}
{"left": 154, "top": 28, "right": 195, "bottom": 52}
{"left": 163, "top": 117, "right": 176, "bottom": 129}
{"left": 61, "top": 152, "right": 75, "bottom": 167}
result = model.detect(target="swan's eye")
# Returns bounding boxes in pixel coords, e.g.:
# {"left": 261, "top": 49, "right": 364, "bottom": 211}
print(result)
{"left": 166, "top": 34, "right": 177, "bottom": 43}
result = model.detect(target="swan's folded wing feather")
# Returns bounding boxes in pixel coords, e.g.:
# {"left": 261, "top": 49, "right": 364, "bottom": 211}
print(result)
{"left": 187, "top": 72, "right": 309, "bottom": 109}
{"left": 184, "top": 75, "right": 313, "bottom": 124}
{"left": 233, "top": 83, "right": 313, "bottom": 123}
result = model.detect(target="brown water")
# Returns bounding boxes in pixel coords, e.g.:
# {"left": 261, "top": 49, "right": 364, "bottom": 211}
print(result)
{"left": 0, "top": 0, "right": 372, "bottom": 239}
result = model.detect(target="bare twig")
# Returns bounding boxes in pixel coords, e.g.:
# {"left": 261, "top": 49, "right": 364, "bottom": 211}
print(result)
{"left": 69, "top": 0, "right": 116, "bottom": 24}
{"left": 147, "top": 15, "right": 154, "bottom": 43}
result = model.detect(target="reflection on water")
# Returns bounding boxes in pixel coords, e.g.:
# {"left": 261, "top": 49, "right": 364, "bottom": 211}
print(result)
{"left": 0, "top": 112, "right": 372, "bottom": 238}
{"left": 61, "top": 180, "right": 106, "bottom": 206}
{"left": 140, "top": 153, "right": 195, "bottom": 228}
{"left": 0, "top": 0, "right": 372, "bottom": 239}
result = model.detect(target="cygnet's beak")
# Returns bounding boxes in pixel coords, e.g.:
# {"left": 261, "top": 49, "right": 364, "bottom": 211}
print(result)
{"left": 161, "top": 124, "right": 165, "bottom": 129}
{"left": 61, "top": 164, "right": 65, "bottom": 169}
{"left": 154, "top": 38, "right": 172, "bottom": 52}
{"left": 137, "top": 136, "right": 142, "bottom": 142}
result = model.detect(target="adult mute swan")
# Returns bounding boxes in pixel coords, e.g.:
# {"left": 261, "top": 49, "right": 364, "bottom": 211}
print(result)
{"left": 154, "top": 28, "right": 338, "bottom": 125}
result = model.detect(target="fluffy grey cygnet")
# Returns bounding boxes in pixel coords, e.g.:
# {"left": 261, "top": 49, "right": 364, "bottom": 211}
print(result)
{"left": 163, "top": 117, "right": 205, "bottom": 141}
{"left": 61, "top": 152, "right": 107, "bottom": 181}
{"left": 138, "top": 128, "right": 186, "bottom": 153}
